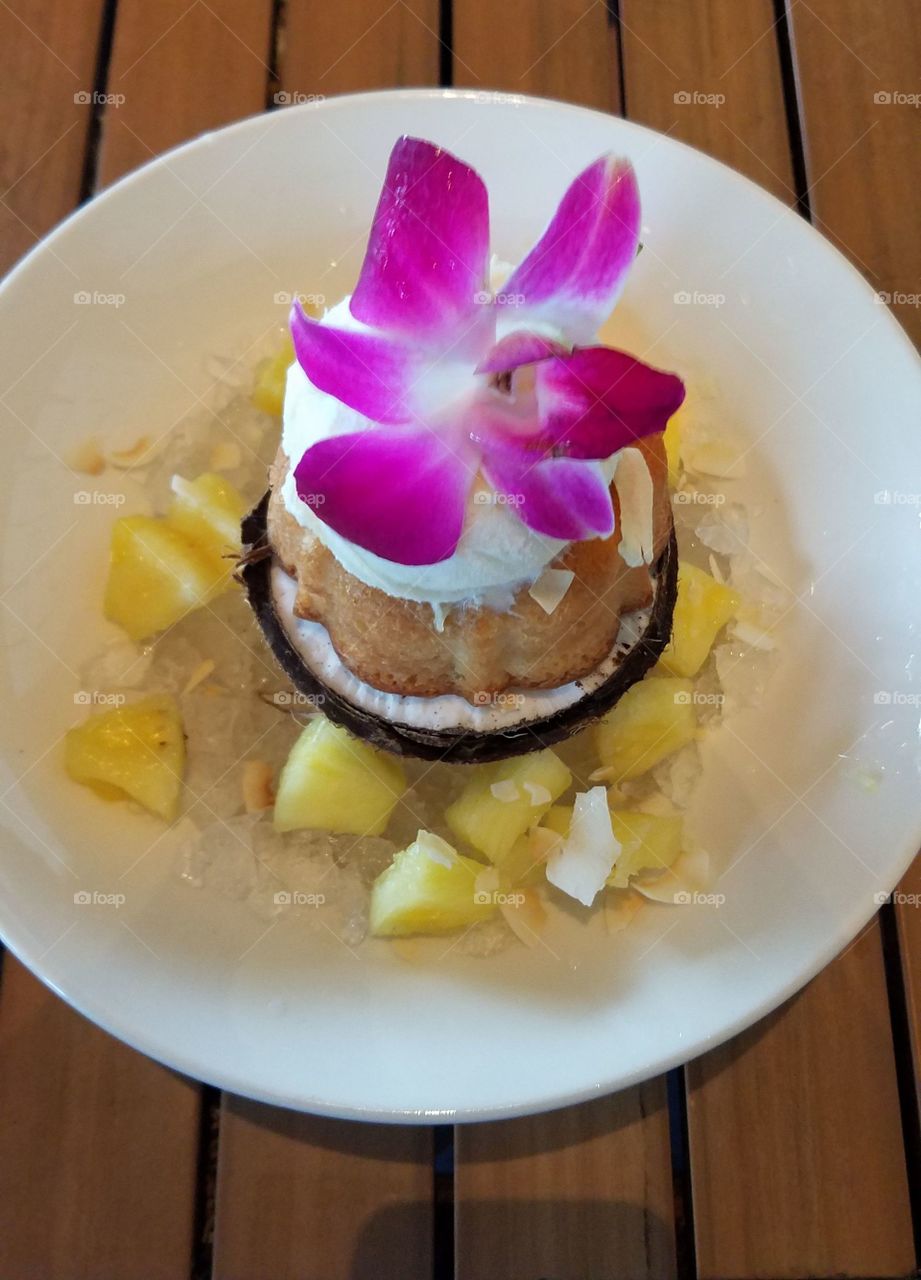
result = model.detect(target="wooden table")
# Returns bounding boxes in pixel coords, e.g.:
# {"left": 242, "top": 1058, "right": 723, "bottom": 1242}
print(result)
{"left": 0, "top": 2, "right": 919, "bottom": 1277}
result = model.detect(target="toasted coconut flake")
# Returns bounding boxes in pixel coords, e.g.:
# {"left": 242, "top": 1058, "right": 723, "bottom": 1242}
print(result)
{"left": 108, "top": 435, "right": 158, "bottom": 469}
{"left": 182, "top": 658, "right": 216, "bottom": 695}
{"left": 210, "top": 440, "right": 242, "bottom": 471}
{"left": 528, "top": 567, "right": 575, "bottom": 615}
{"left": 546, "top": 786, "right": 621, "bottom": 907}
{"left": 242, "top": 760, "right": 275, "bottom": 813}
{"left": 633, "top": 845, "right": 711, "bottom": 904}
{"left": 391, "top": 938, "right": 427, "bottom": 963}
{"left": 603, "top": 888, "right": 644, "bottom": 933}
{"left": 523, "top": 781, "right": 551, "bottom": 805}
{"left": 474, "top": 865, "right": 500, "bottom": 898}
{"left": 589, "top": 765, "right": 617, "bottom": 784}
{"left": 418, "top": 829, "right": 456, "bottom": 868}
{"left": 614, "top": 448, "right": 655, "bottom": 567}
{"left": 69, "top": 437, "right": 106, "bottom": 475}
{"left": 490, "top": 779, "right": 520, "bottom": 802}
{"left": 500, "top": 889, "right": 547, "bottom": 947}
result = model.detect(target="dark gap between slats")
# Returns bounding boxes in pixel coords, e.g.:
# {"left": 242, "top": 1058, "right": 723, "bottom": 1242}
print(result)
{"left": 433, "top": 1124, "right": 455, "bottom": 1280}
{"left": 667, "top": 1067, "right": 698, "bottom": 1280}
{"left": 77, "top": 0, "right": 119, "bottom": 203}
{"left": 439, "top": 0, "right": 453, "bottom": 88}
{"left": 771, "top": 0, "right": 812, "bottom": 218}
{"left": 605, "top": 0, "right": 628, "bottom": 119}
{"left": 878, "top": 902, "right": 921, "bottom": 1264}
{"left": 265, "top": 0, "right": 286, "bottom": 110}
{"left": 189, "top": 1084, "right": 221, "bottom": 1280}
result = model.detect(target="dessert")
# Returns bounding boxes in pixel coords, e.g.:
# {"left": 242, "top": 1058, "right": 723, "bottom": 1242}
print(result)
{"left": 243, "top": 136, "right": 686, "bottom": 762}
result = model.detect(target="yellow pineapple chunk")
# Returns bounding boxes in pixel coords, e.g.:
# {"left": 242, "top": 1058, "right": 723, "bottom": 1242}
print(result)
{"left": 103, "top": 516, "right": 224, "bottom": 642}
{"left": 64, "top": 694, "right": 185, "bottom": 821}
{"left": 369, "top": 831, "right": 497, "bottom": 937}
{"left": 273, "top": 717, "right": 406, "bottom": 836}
{"left": 251, "top": 335, "right": 295, "bottom": 417}
{"left": 607, "top": 811, "right": 683, "bottom": 887}
{"left": 657, "top": 563, "right": 738, "bottom": 678}
{"left": 595, "top": 677, "right": 696, "bottom": 781}
{"left": 444, "top": 749, "right": 572, "bottom": 864}
{"left": 167, "top": 472, "right": 247, "bottom": 585}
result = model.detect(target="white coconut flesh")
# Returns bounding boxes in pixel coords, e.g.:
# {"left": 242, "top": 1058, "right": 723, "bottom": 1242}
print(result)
{"left": 270, "top": 564, "right": 658, "bottom": 735}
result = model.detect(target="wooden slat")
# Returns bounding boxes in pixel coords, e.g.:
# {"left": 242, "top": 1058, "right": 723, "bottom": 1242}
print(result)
{"left": 788, "top": 0, "right": 921, "bottom": 347}
{"left": 687, "top": 923, "right": 915, "bottom": 1278}
{"left": 620, "top": 0, "right": 795, "bottom": 203}
{"left": 896, "top": 852, "right": 921, "bottom": 1113}
{"left": 455, "top": 1085, "right": 676, "bottom": 1280}
{"left": 99, "top": 0, "right": 275, "bottom": 186}
{"left": 618, "top": 7, "right": 916, "bottom": 1275}
{"left": 452, "top": 0, "right": 620, "bottom": 113}
{"left": 212, "top": 1097, "right": 434, "bottom": 1279}
{"left": 0, "top": 0, "right": 106, "bottom": 267}
{"left": 0, "top": 963, "right": 201, "bottom": 1280}
{"left": 280, "top": 0, "right": 440, "bottom": 96}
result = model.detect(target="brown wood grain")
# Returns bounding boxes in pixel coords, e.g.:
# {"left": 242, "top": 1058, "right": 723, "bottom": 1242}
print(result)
{"left": 98, "top": 0, "right": 275, "bottom": 186}
{"left": 687, "top": 922, "right": 915, "bottom": 1279}
{"left": 0, "top": 0, "right": 106, "bottom": 269}
{"left": 212, "top": 1096, "right": 434, "bottom": 1279}
{"left": 896, "top": 852, "right": 921, "bottom": 1117}
{"left": 452, "top": 0, "right": 620, "bottom": 113}
{"left": 455, "top": 1084, "right": 675, "bottom": 1280}
{"left": 0, "top": 962, "right": 201, "bottom": 1280}
{"left": 788, "top": 0, "right": 921, "bottom": 346}
{"left": 280, "top": 0, "right": 440, "bottom": 97}
{"left": 620, "top": 0, "right": 796, "bottom": 203}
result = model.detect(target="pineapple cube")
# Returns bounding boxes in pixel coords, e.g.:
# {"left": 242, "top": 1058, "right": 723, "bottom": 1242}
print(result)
{"left": 274, "top": 717, "right": 406, "bottom": 836}
{"left": 444, "top": 749, "right": 572, "bottom": 863}
{"left": 595, "top": 677, "right": 696, "bottom": 781}
{"left": 369, "top": 831, "right": 497, "bottom": 937}
{"left": 607, "top": 811, "right": 683, "bottom": 887}
{"left": 657, "top": 563, "right": 738, "bottom": 678}
{"left": 251, "top": 335, "right": 294, "bottom": 417}
{"left": 103, "top": 516, "right": 224, "bottom": 642}
{"left": 541, "top": 804, "right": 573, "bottom": 839}
{"left": 64, "top": 694, "right": 185, "bottom": 821}
{"left": 167, "top": 472, "right": 247, "bottom": 585}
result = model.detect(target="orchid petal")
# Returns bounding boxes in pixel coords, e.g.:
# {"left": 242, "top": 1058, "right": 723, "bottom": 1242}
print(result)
{"left": 293, "top": 426, "right": 475, "bottom": 566}
{"left": 481, "top": 442, "right": 615, "bottom": 541}
{"left": 501, "top": 155, "right": 641, "bottom": 343}
{"left": 475, "top": 331, "right": 570, "bottom": 375}
{"left": 536, "top": 346, "right": 685, "bottom": 458}
{"left": 349, "top": 136, "right": 491, "bottom": 350}
{"left": 289, "top": 301, "right": 420, "bottom": 425}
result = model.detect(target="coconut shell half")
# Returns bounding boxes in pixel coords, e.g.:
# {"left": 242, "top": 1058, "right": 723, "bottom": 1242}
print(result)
{"left": 240, "top": 493, "right": 678, "bottom": 764}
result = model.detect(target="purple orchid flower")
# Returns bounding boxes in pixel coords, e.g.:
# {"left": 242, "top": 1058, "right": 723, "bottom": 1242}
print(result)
{"left": 291, "top": 136, "right": 685, "bottom": 566}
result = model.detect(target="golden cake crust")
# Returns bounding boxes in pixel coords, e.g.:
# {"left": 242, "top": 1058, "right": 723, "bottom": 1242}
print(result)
{"left": 266, "top": 435, "right": 672, "bottom": 700}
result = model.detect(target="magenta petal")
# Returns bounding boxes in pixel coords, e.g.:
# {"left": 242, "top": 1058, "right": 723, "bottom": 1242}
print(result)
{"left": 536, "top": 346, "right": 685, "bottom": 458}
{"left": 501, "top": 155, "right": 641, "bottom": 344}
{"left": 289, "top": 301, "right": 420, "bottom": 425}
{"left": 475, "top": 331, "right": 570, "bottom": 374}
{"left": 481, "top": 443, "right": 615, "bottom": 541}
{"left": 349, "top": 137, "right": 490, "bottom": 349}
{"left": 293, "top": 426, "right": 475, "bottom": 565}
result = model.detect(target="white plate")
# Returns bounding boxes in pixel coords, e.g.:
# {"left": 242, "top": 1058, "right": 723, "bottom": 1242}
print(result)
{"left": 0, "top": 90, "right": 919, "bottom": 1122}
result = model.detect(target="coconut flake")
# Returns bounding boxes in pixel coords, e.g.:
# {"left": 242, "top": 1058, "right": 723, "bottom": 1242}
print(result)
{"left": 242, "top": 760, "right": 275, "bottom": 813}
{"left": 613, "top": 448, "right": 655, "bottom": 567}
{"left": 603, "top": 888, "right": 644, "bottom": 933}
{"left": 500, "top": 889, "right": 547, "bottom": 947}
{"left": 528, "top": 567, "right": 575, "bottom": 615}
{"left": 546, "top": 786, "right": 621, "bottom": 907}
{"left": 490, "top": 779, "right": 520, "bottom": 802}
{"left": 417, "top": 830, "right": 456, "bottom": 868}
{"left": 69, "top": 436, "right": 106, "bottom": 475}
{"left": 633, "top": 845, "right": 711, "bottom": 904}
{"left": 523, "top": 781, "right": 551, "bottom": 805}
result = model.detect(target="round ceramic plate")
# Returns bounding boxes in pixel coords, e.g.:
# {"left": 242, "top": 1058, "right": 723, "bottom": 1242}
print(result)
{"left": 0, "top": 90, "right": 919, "bottom": 1122}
